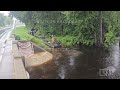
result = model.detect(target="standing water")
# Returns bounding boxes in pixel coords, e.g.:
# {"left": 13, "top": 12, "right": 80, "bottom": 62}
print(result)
{"left": 27, "top": 42, "right": 120, "bottom": 79}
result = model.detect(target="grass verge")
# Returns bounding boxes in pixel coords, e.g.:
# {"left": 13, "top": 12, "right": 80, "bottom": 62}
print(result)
{"left": 13, "top": 26, "right": 49, "bottom": 49}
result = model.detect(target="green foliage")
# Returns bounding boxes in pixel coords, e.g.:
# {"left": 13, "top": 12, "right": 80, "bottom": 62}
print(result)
{"left": 0, "top": 13, "right": 13, "bottom": 27}
{"left": 14, "top": 26, "right": 49, "bottom": 49}
{"left": 104, "top": 30, "right": 118, "bottom": 48}
{"left": 55, "top": 35, "right": 78, "bottom": 47}
{"left": 15, "top": 35, "right": 20, "bottom": 40}
{"left": 10, "top": 11, "right": 120, "bottom": 48}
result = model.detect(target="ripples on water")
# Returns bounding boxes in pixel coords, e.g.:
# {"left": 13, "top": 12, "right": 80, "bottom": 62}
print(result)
{"left": 27, "top": 42, "right": 120, "bottom": 79}
{"left": 69, "top": 56, "right": 75, "bottom": 66}
{"left": 58, "top": 65, "right": 66, "bottom": 79}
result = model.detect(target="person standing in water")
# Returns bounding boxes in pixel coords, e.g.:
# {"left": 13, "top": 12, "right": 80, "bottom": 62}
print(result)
{"left": 52, "top": 35, "right": 56, "bottom": 45}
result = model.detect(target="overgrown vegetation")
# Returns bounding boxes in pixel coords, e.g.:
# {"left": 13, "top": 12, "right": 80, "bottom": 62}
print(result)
{"left": 10, "top": 11, "right": 120, "bottom": 48}
{"left": 13, "top": 26, "right": 49, "bottom": 49}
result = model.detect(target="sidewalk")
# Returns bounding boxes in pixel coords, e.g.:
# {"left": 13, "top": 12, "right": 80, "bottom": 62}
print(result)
{"left": 0, "top": 36, "right": 29, "bottom": 79}
{"left": 12, "top": 38, "right": 28, "bottom": 79}
{"left": 0, "top": 38, "right": 13, "bottom": 79}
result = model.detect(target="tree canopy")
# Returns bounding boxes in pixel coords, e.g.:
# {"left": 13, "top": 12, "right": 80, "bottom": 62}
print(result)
{"left": 10, "top": 11, "right": 120, "bottom": 47}
{"left": 0, "top": 13, "right": 13, "bottom": 27}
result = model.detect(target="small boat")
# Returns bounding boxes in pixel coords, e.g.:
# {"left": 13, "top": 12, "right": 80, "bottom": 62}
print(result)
{"left": 42, "top": 39, "right": 62, "bottom": 48}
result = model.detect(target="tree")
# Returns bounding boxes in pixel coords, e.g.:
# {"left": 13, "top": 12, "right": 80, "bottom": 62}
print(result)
{"left": 9, "top": 11, "right": 120, "bottom": 48}
{"left": 0, "top": 13, "right": 13, "bottom": 27}
{"left": 98, "top": 11, "right": 103, "bottom": 46}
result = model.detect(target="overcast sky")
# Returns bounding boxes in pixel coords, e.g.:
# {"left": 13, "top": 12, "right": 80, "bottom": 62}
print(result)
{"left": 0, "top": 11, "right": 9, "bottom": 16}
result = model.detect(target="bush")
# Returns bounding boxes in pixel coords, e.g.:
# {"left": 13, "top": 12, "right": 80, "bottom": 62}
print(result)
{"left": 15, "top": 35, "right": 20, "bottom": 40}
{"left": 14, "top": 26, "right": 49, "bottom": 49}
{"left": 104, "top": 30, "right": 118, "bottom": 47}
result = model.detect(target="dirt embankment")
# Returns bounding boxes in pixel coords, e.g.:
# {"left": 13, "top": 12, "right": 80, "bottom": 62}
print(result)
{"left": 17, "top": 41, "right": 53, "bottom": 68}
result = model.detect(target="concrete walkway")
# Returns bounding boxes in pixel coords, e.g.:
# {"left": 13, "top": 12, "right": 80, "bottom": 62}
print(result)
{"left": 0, "top": 28, "right": 13, "bottom": 79}
{"left": 12, "top": 38, "right": 28, "bottom": 79}
{"left": 0, "top": 38, "right": 13, "bottom": 79}
{"left": 0, "top": 27, "right": 28, "bottom": 79}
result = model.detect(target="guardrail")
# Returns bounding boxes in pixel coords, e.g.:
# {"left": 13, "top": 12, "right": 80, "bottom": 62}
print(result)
{"left": 0, "top": 26, "right": 12, "bottom": 31}
{"left": 0, "top": 25, "right": 25, "bottom": 39}
{"left": 0, "top": 26, "right": 12, "bottom": 39}
{"left": 0, "top": 31, "right": 6, "bottom": 39}
{"left": 0, "top": 24, "right": 12, "bottom": 28}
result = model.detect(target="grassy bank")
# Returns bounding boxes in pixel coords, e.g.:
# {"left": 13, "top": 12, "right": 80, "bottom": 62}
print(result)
{"left": 13, "top": 26, "right": 49, "bottom": 49}
{"left": 46, "top": 35, "right": 78, "bottom": 47}
{"left": 13, "top": 26, "right": 78, "bottom": 48}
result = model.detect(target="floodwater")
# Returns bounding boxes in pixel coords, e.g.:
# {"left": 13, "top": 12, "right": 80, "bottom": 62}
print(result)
{"left": 27, "top": 42, "right": 120, "bottom": 79}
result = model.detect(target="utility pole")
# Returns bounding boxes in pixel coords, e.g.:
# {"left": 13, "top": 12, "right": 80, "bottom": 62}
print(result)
{"left": 13, "top": 18, "right": 16, "bottom": 30}
{"left": 12, "top": 18, "right": 16, "bottom": 35}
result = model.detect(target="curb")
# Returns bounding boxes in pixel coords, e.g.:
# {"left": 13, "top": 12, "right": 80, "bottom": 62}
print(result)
{"left": 11, "top": 35, "right": 29, "bottom": 79}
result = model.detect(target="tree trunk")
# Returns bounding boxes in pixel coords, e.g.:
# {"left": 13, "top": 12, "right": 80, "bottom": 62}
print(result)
{"left": 94, "top": 32, "right": 97, "bottom": 46}
{"left": 102, "top": 21, "right": 106, "bottom": 43}
{"left": 61, "top": 24, "right": 63, "bottom": 35}
{"left": 99, "top": 11, "right": 103, "bottom": 47}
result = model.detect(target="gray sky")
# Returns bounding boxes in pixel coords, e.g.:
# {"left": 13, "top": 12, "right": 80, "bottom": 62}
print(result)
{"left": 0, "top": 11, "right": 9, "bottom": 16}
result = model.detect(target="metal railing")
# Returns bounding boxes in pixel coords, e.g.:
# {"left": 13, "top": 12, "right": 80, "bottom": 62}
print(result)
{"left": 0, "top": 26, "right": 12, "bottom": 39}
{"left": 0, "top": 26, "right": 12, "bottom": 31}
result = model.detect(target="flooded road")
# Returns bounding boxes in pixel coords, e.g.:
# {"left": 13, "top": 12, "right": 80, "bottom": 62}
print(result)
{"left": 27, "top": 42, "right": 120, "bottom": 79}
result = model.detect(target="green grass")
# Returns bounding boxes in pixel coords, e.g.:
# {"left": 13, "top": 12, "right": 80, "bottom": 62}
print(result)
{"left": 56, "top": 36, "right": 75, "bottom": 47}
{"left": 46, "top": 35, "right": 77, "bottom": 47}
{"left": 13, "top": 26, "right": 49, "bottom": 49}
{"left": 13, "top": 26, "right": 77, "bottom": 48}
